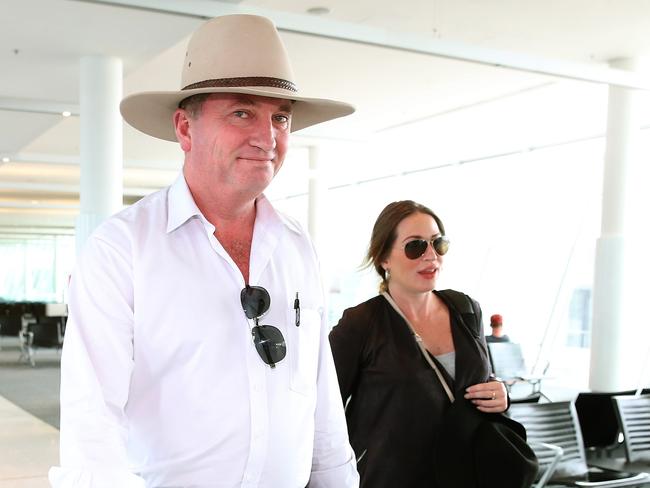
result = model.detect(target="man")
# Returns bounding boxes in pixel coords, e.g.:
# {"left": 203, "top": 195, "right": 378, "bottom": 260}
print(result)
{"left": 49, "top": 15, "right": 359, "bottom": 487}
{"left": 486, "top": 313, "right": 511, "bottom": 343}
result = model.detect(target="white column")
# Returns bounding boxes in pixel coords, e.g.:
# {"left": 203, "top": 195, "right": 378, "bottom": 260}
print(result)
{"left": 308, "top": 146, "right": 326, "bottom": 251}
{"left": 76, "top": 56, "right": 123, "bottom": 255}
{"left": 307, "top": 145, "right": 332, "bottom": 300}
{"left": 589, "top": 58, "right": 647, "bottom": 391}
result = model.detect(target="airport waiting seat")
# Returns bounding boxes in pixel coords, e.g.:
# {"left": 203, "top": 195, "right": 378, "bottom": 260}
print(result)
{"left": 530, "top": 441, "right": 565, "bottom": 488}
{"left": 0, "top": 302, "right": 24, "bottom": 349}
{"left": 18, "top": 313, "right": 65, "bottom": 367}
{"left": 511, "top": 392, "right": 544, "bottom": 404}
{"left": 575, "top": 389, "right": 650, "bottom": 457}
{"left": 509, "top": 401, "right": 650, "bottom": 487}
{"left": 488, "top": 342, "right": 548, "bottom": 401}
{"left": 0, "top": 302, "right": 24, "bottom": 335}
{"left": 613, "top": 395, "right": 650, "bottom": 464}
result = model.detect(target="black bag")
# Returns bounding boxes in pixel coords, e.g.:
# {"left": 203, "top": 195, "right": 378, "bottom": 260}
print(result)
{"left": 434, "top": 397, "right": 539, "bottom": 488}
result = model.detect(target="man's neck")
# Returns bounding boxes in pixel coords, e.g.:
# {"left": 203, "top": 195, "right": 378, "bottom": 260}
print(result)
{"left": 184, "top": 173, "right": 259, "bottom": 282}
{"left": 201, "top": 198, "right": 256, "bottom": 228}
{"left": 184, "top": 171, "right": 258, "bottom": 225}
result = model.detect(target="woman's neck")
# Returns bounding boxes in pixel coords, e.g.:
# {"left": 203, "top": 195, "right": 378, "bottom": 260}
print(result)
{"left": 387, "top": 285, "right": 437, "bottom": 322}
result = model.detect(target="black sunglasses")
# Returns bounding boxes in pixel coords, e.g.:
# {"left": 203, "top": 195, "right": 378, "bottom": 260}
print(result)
{"left": 240, "top": 285, "right": 286, "bottom": 368}
{"left": 403, "top": 236, "right": 450, "bottom": 260}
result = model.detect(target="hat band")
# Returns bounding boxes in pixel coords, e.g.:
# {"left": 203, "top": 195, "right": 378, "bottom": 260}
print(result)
{"left": 183, "top": 76, "right": 297, "bottom": 93}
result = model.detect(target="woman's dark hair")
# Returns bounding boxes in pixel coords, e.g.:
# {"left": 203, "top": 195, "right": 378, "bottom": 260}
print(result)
{"left": 363, "top": 200, "right": 445, "bottom": 292}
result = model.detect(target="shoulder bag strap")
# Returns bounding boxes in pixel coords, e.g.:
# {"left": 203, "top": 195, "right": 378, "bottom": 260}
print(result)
{"left": 437, "top": 289, "right": 480, "bottom": 339}
{"left": 381, "top": 291, "right": 455, "bottom": 403}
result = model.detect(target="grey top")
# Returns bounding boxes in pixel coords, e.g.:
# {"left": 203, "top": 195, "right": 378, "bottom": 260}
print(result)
{"left": 434, "top": 351, "right": 456, "bottom": 380}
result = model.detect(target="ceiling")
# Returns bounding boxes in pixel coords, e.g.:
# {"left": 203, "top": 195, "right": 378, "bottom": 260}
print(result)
{"left": 1, "top": 0, "right": 650, "bottom": 235}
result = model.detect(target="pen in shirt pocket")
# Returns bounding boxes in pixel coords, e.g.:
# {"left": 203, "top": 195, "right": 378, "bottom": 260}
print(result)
{"left": 294, "top": 292, "right": 300, "bottom": 327}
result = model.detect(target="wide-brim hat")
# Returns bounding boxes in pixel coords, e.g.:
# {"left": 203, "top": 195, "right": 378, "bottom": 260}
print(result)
{"left": 120, "top": 14, "right": 355, "bottom": 142}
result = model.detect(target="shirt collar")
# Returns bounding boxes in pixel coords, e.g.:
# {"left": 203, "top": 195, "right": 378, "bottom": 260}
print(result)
{"left": 166, "top": 172, "right": 302, "bottom": 236}
{"left": 166, "top": 173, "right": 203, "bottom": 233}
{"left": 255, "top": 193, "right": 302, "bottom": 236}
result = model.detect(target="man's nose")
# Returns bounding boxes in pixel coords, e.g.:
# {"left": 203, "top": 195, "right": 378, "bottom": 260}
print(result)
{"left": 250, "top": 117, "right": 277, "bottom": 153}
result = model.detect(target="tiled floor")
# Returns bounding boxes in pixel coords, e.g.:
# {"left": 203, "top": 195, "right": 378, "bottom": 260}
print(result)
{"left": 0, "top": 395, "right": 58, "bottom": 487}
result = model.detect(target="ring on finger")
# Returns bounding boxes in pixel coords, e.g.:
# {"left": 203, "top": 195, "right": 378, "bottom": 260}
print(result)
{"left": 491, "top": 391, "right": 496, "bottom": 400}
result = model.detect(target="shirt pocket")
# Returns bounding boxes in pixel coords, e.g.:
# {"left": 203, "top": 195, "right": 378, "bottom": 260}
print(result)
{"left": 286, "top": 307, "right": 321, "bottom": 396}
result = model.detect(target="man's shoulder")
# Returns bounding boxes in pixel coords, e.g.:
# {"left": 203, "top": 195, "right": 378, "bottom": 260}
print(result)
{"left": 486, "top": 335, "right": 510, "bottom": 343}
{"left": 115, "top": 186, "right": 169, "bottom": 222}
{"left": 88, "top": 186, "right": 170, "bottom": 250}
{"left": 97, "top": 187, "right": 168, "bottom": 233}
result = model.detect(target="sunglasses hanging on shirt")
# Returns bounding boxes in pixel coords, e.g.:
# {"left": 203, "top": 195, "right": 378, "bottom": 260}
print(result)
{"left": 240, "top": 285, "right": 287, "bottom": 368}
{"left": 403, "top": 235, "right": 450, "bottom": 260}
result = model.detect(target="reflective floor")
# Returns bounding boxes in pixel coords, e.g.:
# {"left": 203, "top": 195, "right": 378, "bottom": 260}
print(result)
{"left": 0, "top": 394, "right": 58, "bottom": 487}
{"left": 0, "top": 338, "right": 59, "bottom": 487}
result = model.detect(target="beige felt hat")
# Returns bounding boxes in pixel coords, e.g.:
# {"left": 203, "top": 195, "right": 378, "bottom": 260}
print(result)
{"left": 120, "top": 14, "right": 355, "bottom": 141}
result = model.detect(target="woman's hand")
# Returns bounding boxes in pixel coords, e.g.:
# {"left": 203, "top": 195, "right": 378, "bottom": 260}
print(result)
{"left": 463, "top": 379, "right": 508, "bottom": 413}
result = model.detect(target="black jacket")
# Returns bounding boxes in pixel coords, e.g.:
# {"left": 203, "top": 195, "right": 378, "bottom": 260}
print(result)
{"left": 329, "top": 290, "right": 491, "bottom": 488}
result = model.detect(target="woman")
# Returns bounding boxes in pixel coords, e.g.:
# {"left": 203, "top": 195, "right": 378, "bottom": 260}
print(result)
{"left": 329, "top": 200, "right": 508, "bottom": 487}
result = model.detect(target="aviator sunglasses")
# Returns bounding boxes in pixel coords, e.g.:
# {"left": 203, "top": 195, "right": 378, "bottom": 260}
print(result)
{"left": 240, "top": 285, "right": 287, "bottom": 368}
{"left": 403, "top": 235, "right": 450, "bottom": 260}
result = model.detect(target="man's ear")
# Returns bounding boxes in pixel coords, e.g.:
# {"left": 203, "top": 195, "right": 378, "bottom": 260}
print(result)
{"left": 173, "top": 109, "right": 192, "bottom": 152}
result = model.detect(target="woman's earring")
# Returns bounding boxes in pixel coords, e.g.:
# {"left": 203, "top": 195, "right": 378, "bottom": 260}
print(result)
{"left": 385, "top": 269, "right": 391, "bottom": 281}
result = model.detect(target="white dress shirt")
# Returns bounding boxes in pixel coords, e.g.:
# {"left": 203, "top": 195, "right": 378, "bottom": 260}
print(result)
{"left": 49, "top": 174, "right": 359, "bottom": 488}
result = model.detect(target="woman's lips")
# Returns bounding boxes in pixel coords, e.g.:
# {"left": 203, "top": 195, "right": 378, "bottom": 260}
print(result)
{"left": 418, "top": 268, "right": 437, "bottom": 279}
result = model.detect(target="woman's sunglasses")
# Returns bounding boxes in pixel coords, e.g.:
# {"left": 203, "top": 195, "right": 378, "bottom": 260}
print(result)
{"left": 240, "top": 285, "right": 286, "bottom": 368}
{"left": 403, "top": 236, "right": 450, "bottom": 260}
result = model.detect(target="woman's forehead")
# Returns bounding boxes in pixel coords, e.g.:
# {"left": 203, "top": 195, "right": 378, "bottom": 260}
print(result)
{"left": 396, "top": 212, "right": 439, "bottom": 236}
